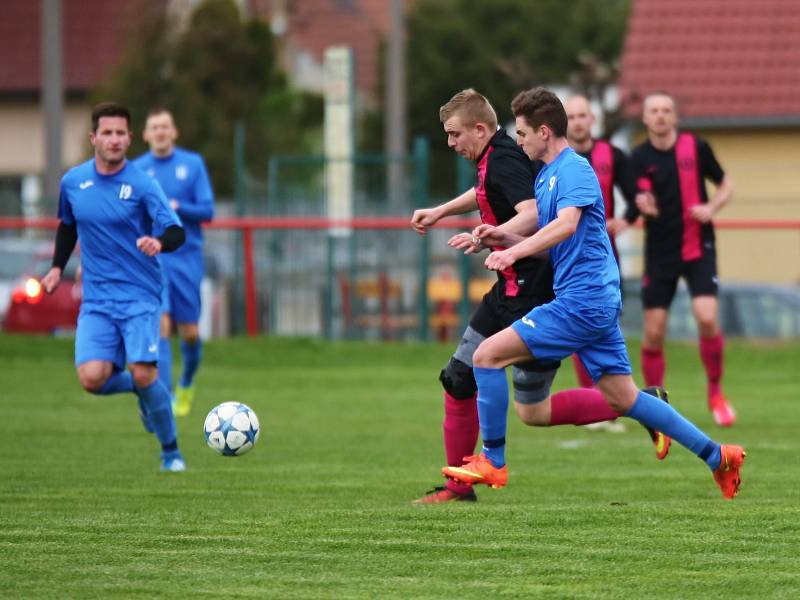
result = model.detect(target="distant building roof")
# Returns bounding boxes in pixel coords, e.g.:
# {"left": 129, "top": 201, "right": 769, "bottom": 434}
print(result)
{"left": 260, "top": 0, "right": 392, "bottom": 101}
{"left": 0, "top": 0, "right": 160, "bottom": 95}
{"left": 1, "top": 0, "right": 393, "bottom": 101}
{"left": 619, "top": 0, "right": 800, "bottom": 126}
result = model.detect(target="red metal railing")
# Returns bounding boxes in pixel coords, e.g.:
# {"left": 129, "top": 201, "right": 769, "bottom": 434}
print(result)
{"left": 3, "top": 216, "right": 800, "bottom": 336}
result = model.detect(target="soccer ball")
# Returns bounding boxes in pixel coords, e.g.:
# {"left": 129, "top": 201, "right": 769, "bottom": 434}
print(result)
{"left": 203, "top": 402, "right": 260, "bottom": 456}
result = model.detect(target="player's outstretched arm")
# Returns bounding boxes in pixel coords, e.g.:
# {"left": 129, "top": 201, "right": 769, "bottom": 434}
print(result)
{"left": 484, "top": 206, "right": 582, "bottom": 271}
{"left": 410, "top": 187, "right": 478, "bottom": 234}
{"left": 497, "top": 199, "right": 538, "bottom": 237}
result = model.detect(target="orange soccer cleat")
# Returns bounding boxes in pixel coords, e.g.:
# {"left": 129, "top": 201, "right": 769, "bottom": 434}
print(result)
{"left": 710, "top": 393, "right": 737, "bottom": 427}
{"left": 713, "top": 444, "right": 746, "bottom": 499}
{"left": 412, "top": 486, "right": 477, "bottom": 504}
{"left": 442, "top": 454, "right": 508, "bottom": 489}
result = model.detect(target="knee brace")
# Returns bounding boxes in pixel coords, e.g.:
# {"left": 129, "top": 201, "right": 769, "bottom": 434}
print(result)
{"left": 439, "top": 357, "right": 477, "bottom": 400}
{"left": 512, "top": 361, "right": 559, "bottom": 405}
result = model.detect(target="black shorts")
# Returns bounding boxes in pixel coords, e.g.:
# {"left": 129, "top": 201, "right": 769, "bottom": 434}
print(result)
{"left": 469, "top": 284, "right": 550, "bottom": 337}
{"left": 642, "top": 248, "right": 718, "bottom": 309}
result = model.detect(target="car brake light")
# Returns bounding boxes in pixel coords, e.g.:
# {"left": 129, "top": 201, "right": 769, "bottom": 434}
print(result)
{"left": 24, "top": 278, "right": 43, "bottom": 303}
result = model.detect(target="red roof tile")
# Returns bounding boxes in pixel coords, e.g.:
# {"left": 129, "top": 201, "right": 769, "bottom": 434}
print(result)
{"left": 619, "top": 0, "right": 800, "bottom": 122}
{"left": 0, "top": 0, "right": 163, "bottom": 94}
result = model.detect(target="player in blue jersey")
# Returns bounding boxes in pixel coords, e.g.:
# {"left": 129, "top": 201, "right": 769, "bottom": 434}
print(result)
{"left": 134, "top": 108, "right": 215, "bottom": 417}
{"left": 441, "top": 88, "right": 746, "bottom": 499}
{"left": 41, "top": 102, "right": 187, "bottom": 472}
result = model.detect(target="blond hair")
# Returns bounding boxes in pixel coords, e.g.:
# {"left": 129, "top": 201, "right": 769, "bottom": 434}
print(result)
{"left": 439, "top": 88, "right": 497, "bottom": 129}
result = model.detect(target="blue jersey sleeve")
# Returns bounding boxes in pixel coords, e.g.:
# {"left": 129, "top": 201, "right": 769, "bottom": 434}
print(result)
{"left": 555, "top": 161, "right": 598, "bottom": 212}
{"left": 145, "top": 179, "right": 182, "bottom": 236}
{"left": 57, "top": 179, "right": 75, "bottom": 225}
{"left": 176, "top": 156, "right": 214, "bottom": 223}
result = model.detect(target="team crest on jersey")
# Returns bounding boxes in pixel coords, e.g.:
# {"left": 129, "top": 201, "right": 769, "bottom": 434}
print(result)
{"left": 175, "top": 165, "right": 189, "bottom": 180}
{"left": 118, "top": 184, "right": 133, "bottom": 200}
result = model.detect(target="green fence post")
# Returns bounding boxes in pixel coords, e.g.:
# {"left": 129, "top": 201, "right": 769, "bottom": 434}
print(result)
{"left": 455, "top": 155, "right": 475, "bottom": 333}
{"left": 414, "top": 136, "right": 430, "bottom": 341}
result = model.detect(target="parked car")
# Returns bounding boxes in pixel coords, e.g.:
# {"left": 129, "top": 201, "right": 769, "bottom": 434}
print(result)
{"left": 3, "top": 254, "right": 81, "bottom": 334}
{"left": 620, "top": 279, "right": 800, "bottom": 340}
{"left": 0, "top": 237, "right": 52, "bottom": 322}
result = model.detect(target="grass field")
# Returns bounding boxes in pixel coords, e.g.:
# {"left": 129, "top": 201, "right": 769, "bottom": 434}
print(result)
{"left": 1, "top": 333, "right": 799, "bottom": 598}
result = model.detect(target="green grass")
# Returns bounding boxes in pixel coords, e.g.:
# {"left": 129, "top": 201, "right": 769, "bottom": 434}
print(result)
{"left": 1, "top": 333, "right": 799, "bottom": 598}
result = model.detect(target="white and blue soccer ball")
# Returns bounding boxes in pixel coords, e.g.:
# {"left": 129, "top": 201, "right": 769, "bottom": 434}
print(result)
{"left": 203, "top": 402, "right": 260, "bottom": 456}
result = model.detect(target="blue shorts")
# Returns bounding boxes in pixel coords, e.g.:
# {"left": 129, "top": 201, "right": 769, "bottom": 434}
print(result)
{"left": 75, "top": 306, "right": 161, "bottom": 369}
{"left": 162, "top": 252, "right": 203, "bottom": 324}
{"left": 511, "top": 297, "right": 632, "bottom": 383}
{"left": 160, "top": 271, "right": 171, "bottom": 315}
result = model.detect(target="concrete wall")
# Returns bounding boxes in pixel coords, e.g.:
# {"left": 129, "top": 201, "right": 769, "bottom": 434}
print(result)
{"left": 0, "top": 100, "right": 89, "bottom": 176}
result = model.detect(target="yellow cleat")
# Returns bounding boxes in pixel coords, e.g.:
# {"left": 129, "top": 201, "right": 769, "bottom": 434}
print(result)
{"left": 173, "top": 385, "right": 194, "bottom": 417}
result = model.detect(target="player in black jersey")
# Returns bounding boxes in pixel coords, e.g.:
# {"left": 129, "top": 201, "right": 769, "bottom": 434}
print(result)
{"left": 410, "top": 89, "right": 560, "bottom": 503}
{"left": 630, "top": 92, "right": 736, "bottom": 427}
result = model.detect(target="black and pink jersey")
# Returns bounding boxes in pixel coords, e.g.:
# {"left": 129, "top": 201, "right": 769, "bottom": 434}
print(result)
{"left": 631, "top": 133, "right": 725, "bottom": 265}
{"left": 475, "top": 129, "right": 553, "bottom": 303}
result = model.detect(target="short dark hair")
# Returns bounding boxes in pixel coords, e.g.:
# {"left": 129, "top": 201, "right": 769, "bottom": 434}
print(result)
{"left": 91, "top": 102, "right": 131, "bottom": 132}
{"left": 511, "top": 87, "right": 568, "bottom": 137}
{"left": 146, "top": 106, "right": 174, "bottom": 120}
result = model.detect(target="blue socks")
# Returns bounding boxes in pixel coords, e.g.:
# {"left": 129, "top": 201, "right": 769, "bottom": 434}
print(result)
{"left": 179, "top": 339, "right": 202, "bottom": 388}
{"left": 158, "top": 337, "right": 173, "bottom": 393}
{"left": 474, "top": 367, "right": 508, "bottom": 468}
{"left": 626, "top": 390, "right": 721, "bottom": 470}
{"left": 135, "top": 379, "right": 177, "bottom": 451}
{"left": 96, "top": 369, "right": 134, "bottom": 395}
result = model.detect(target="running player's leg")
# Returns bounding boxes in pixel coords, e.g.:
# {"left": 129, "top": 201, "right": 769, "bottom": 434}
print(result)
{"left": 415, "top": 292, "right": 502, "bottom": 503}
{"left": 75, "top": 309, "right": 133, "bottom": 396}
{"left": 157, "top": 269, "right": 174, "bottom": 397}
{"left": 123, "top": 309, "right": 185, "bottom": 471}
{"left": 685, "top": 252, "right": 734, "bottom": 425}
{"left": 171, "top": 262, "right": 203, "bottom": 416}
{"left": 594, "top": 328, "right": 744, "bottom": 498}
{"left": 440, "top": 326, "right": 532, "bottom": 488}
{"left": 641, "top": 265, "right": 679, "bottom": 387}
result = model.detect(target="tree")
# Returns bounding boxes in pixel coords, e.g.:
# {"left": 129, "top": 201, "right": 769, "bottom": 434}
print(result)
{"left": 91, "top": 0, "right": 322, "bottom": 197}
{"left": 395, "top": 0, "right": 630, "bottom": 195}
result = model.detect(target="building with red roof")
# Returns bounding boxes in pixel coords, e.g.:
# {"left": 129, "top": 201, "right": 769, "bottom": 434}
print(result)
{"left": 618, "top": 0, "right": 800, "bottom": 284}
{"left": 0, "top": 0, "right": 394, "bottom": 207}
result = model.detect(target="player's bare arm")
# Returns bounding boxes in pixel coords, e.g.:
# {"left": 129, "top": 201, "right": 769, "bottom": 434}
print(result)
{"left": 451, "top": 199, "right": 538, "bottom": 255}
{"left": 41, "top": 267, "right": 62, "bottom": 294}
{"left": 690, "top": 176, "right": 733, "bottom": 223}
{"left": 485, "top": 206, "right": 582, "bottom": 271}
{"left": 44, "top": 220, "right": 78, "bottom": 294}
{"left": 410, "top": 187, "right": 478, "bottom": 235}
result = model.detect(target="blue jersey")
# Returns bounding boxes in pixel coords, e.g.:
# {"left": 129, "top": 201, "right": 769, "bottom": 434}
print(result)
{"left": 534, "top": 147, "right": 620, "bottom": 307}
{"left": 133, "top": 147, "right": 214, "bottom": 256}
{"left": 58, "top": 159, "right": 181, "bottom": 314}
